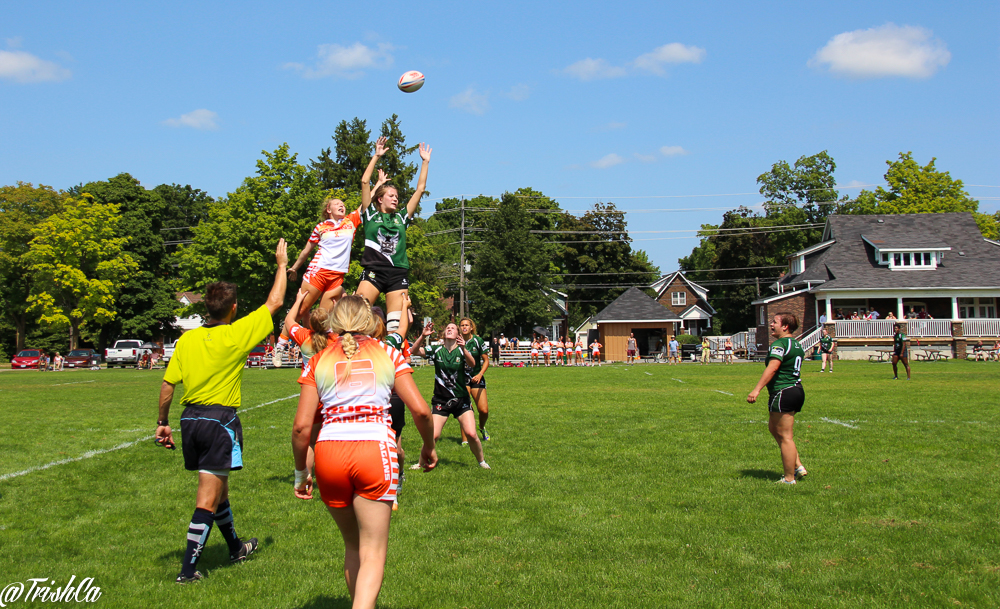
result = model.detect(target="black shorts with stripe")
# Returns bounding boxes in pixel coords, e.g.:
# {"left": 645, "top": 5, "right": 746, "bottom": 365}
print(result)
{"left": 180, "top": 405, "right": 244, "bottom": 471}
{"left": 431, "top": 396, "right": 473, "bottom": 419}
{"left": 767, "top": 384, "right": 804, "bottom": 414}
{"left": 361, "top": 266, "right": 409, "bottom": 295}
{"left": 389, "top": 392, "right": 406, "bottom": 438}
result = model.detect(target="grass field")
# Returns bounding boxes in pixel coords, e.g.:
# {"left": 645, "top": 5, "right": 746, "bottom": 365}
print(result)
{"left": 1, "top": 359, "right": 999, "bottom": 608}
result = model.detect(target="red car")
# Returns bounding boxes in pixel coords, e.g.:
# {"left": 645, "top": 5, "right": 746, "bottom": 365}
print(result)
{"left": 246, "top": 344, "right": 268, "bottom": 368}
{"left": 65, "top": 349, "right": 101, "bottom": 369}
{"left": 11, "top": 349, "right": 42, "bottom": 369}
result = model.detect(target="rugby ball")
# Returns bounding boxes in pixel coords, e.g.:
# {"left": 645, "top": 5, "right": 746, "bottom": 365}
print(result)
{"left": 398, "top": 70, "right": 425, "bottom": 93}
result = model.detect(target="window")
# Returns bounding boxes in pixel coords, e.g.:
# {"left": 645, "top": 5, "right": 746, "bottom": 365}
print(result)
{"left": 959, "top": 297, "right": 997, "bottom": 319}
{"left": 671, "top": 292, "right": 686, "bottom": 306}
{"left": 759, "top": 306, "right": 766, "bottom": 326}
{"left": 881, "top": 252, "right": 889, "bottom": 263}
{"left": 924, "top": 253, "right": 931, "bottom": 265}
{"left": 885, "top": 250, "right": 940, "bottom": 270}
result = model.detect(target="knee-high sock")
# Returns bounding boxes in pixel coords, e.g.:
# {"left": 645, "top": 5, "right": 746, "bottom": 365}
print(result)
{"left": 182, "top": 508, "right": 214, "bottom": 577}
{"left": 213, "top": 499, "right": 242, "bottom": 554}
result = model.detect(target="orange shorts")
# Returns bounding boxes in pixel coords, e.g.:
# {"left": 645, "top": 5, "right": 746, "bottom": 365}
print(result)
{"left": 314, "top": 439, "right": 398, "bottom": 508}
{"left": 303, "top": 268, "right": 345, "bottom": 294}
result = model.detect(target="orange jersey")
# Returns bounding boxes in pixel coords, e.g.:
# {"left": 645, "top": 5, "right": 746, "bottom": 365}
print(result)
{"left": 306, "top": 209, "right": 362, "bottom": 273}
{"left": 298, "top": 335, "right": 411, "bottom": 442}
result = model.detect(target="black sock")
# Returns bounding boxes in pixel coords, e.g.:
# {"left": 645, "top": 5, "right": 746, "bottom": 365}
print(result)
{"left": 181, "top": 508, "right": 214, "bottom": 577}
{"left": 213, "top": 499, "right": 242, "bottom": 555}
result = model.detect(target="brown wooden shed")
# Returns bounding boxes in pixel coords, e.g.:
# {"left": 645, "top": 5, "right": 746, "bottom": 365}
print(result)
{"left": 594, "top": 287, "right": 682, "bottom": 361}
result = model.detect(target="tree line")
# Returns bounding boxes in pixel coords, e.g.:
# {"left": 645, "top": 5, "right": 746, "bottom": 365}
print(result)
{"left": 0, "top": 115, "right": 658, "bottom": 357}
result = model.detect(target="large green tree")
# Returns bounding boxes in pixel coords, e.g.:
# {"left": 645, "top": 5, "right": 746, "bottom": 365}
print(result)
{"left": 468, "top": 193, "right": 553, "bottom": 335}
{"left": 178, "top": 144, "right": 326, "bottom": 312}
{"left": 78, "top": 174, "right": 178, "bottom": 345}
{"left": 841, "top": 152, "right": 997, "bottom": 239}
{"left": 0, "top": 182, "right": 65, "bottom": 351}
{"left": 26, "top": 195, "right": 138, "bottom": 349}
{"left": 757, "top": 151, "right": 844, "bottom": 225}
{"left": 155, "top": 183, "right": 213, "bottom": 245}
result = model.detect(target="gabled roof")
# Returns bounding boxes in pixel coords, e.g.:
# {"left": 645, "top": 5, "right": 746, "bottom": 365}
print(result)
{"left": 679, "top": 304, "right": 713, "bottom": 320}
{"left": 594, "top": 287, "right": 681, "bottom": 322}
{"left": 652, "top": 271, "right": 710, "bottom": 302}
{"left": 779, "top": 213, "right": 1000, "bottom": 291}
{"left": 176, "top": 291, "right": 203, "bottom": 305}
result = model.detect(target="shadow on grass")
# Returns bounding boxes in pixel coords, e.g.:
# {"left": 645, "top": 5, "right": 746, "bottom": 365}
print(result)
{"left": 739, "top": 468, "right": 780, "bottom": 480}
{"left": 157, "top": 536, "right": 274, "bottom": 570}
{"left": 295, "top": 594, "right": 417, "bottom": 609}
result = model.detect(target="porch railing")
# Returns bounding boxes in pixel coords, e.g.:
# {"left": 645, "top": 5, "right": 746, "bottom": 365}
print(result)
{"left": 797, "top": 326, "right": 822, "bottom": 352}
{"left": 906, "top": 320, "right": 953, "bottom": 337}
{"left": 834, "top": 320, "right": 894, "bottom": 338}
{"left": 963, "top": 319, "right": 1000, "bottom": 338}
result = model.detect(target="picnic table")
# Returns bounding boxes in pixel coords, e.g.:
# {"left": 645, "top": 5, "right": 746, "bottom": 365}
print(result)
{"left": 971, "top": 347, "right": 996, "bottom": 361}
{"left": 869, "top": 348, "right": 893, "bottom": 362}
{"left": 915, "top": 348, "right": 949, "bottom": 361}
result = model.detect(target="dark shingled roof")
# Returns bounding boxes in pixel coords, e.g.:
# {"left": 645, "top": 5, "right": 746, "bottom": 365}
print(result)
{"left": 780, "top": 212, "right": 1000, "bottom": 290}
{"left": 594, "top": 287, "right": 681, "bottom": 322}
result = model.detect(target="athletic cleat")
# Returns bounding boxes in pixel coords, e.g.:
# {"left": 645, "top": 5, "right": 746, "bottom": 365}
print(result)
{"left": 776, "top": 478, "right": 796, "bottom": 485}
{"left": 230, "top": 537, "right": 258, "bottom": 563}
{"left": 479, "top": 461, "right": 491, "bottom": 469}
{"left": 176, "top": 571, "right": 203, "bottom": 584}
{"left": 272, "top": 348, "right": 283, "bottom": 368}
{"left": 480, "top": 427, "right": 490, "bottom": 441}
{"left": 461, "top": 441, "right": 469, "bottom": 446}
{"left": 795, "top": 466, "right": 808, "bottom": 480}
{"left": 391, "top": 499, "right": 399, "bottom": 511}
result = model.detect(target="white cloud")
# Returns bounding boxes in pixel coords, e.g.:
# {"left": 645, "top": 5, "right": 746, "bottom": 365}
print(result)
{"left": 809, "top": 23, "right": 950, "bottom": 79}
{"left": 563, "top": 58, "right": 628, "bottom": 81}
{"left": 590, "top": 153, "right": 626, "bottom": 169}
{"left": 285, "top": 41, "right": 394, "bottom": 79}
{"left": 660, "top": 146, "right": 689, "bottom": 157}
{"left": 0, "top": 50, "right": 70, "bottom": 83}
{"left": 449, "top": 87, "right": 490, "bottom": 115}
{"left": 505, "top": 83, "right": 530, "bottom": 101}
{"left": 163, "top": 109, "right": 219, "bottom": 130}
{"left": 633, "top": 43, "right": 706, "bottom": 75}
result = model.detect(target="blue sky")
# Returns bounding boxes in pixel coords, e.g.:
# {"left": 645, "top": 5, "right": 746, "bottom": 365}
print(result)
{"left": 3, "top": 1, "right": 997, "bottom": 271}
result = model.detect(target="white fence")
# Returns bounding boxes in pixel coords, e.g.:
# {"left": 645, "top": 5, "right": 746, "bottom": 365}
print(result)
{"left": 963, "top": 319, "right": 1000, "bottom": 338}
{"left": 834, "top": 320, "right": 894, "bottom": 338}
{"left": 797, "top": 326, "right": 823, "bottom": 352}
{"left": 906, "top": 320, "right": 953, "bottom": 337}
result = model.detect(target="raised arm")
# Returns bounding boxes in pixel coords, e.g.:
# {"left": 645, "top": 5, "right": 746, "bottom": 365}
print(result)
{"left": 264, "top": 239, "right": 289, "bottom": 315}
{"left": 287, "top": 241, "right": 316, "bottom": 283}
{"left": 396, "top": 293, "right": 411, "bottom": 339}
{"left": 285, "top": 288, "right": 309, "bottom": 336}
{"left": 405, "top": 143, "right": 431, "bottom": 219}
{"left": 411, "top": 323, "right": 433, "bottom": 356}
{"left": 361, "top": 137, "right": 388, "bottom": 210}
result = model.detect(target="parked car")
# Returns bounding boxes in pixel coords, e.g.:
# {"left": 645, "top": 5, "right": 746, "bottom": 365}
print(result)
{"left": 65, "top": 349, "right": 101, "bottom": 369}
{"left": 11, "top": 349, "right": 42, "bottom": 369}
{"left": 105, "top": 340, "right": 151, "bottom": 368}
{"left": 162, "top": 341, "right": 177, "bottom": 363}
{"left": 246, "top": 344, "right": 268, "bottom": 368}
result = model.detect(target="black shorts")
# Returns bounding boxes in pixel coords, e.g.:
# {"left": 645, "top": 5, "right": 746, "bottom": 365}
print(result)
{"left": 894, "top": 349, "right": 908, "bottom": 359}
{"left": 180, "top": 405, "right": 244, "bottom": 471}
{"left": 467, "top": 376, "right": 487, "bottom": 390}
{"left": 389, "top": 392, "right": 406, "bottom": 438}
{"left": 361, "top": 266, "right": 409, "bottom": 294}
{"left": 431, "top": 396, "right": 473, "bottom": 419}
{"left": 768, "top": 385, "right": 804, "bottom": 414}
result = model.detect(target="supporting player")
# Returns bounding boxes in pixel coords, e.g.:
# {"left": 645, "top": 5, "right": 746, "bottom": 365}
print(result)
{"left": 746, "top": 312, "right": 808, "bottom": 485}
{"left": 155, "top": 240, "right": 288, "bottom": 583}
{"left": 355, "top": 137, "right": 431, "bottom": 333}
{"left": 413, "top": 322, "right": 490, "bottom": 468}
{"left": 818, "top": 328, "right": 835, "bottom": 372}
{"left": 379, "top": 294, "right": 415, "bottom": 510}
{"left": 459, "top": 317, "right": 491, "bottom": 443}
{"left": 291, "top": 296, "right": 437, "bottom": 609}
{"left": 892, "top": 322, "right": 911, "bottom": 380}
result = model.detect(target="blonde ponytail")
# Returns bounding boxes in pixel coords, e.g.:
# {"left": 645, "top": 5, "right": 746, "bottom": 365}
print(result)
{"left": 308, "top": 307, "right": 330, "bottom": 354}
{"left": 328, "top": 295, "right": 379, "bottom": 379}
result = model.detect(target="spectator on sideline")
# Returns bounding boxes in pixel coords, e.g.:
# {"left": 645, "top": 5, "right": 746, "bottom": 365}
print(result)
{"left": 626, "top": 333, "right": 638, "bottom": 365}
{"left": 886, "top": 311, "right": 897, "bottom": 320}
{"left": 668, "top": 336, "right": 680, "bottom": 365}
{"left": 155, "top": 239, "right": 288, "bottom": 584}
{"left": 53, "top": 352, "right": 63, "bottom": 371}
{"left": 700, "top": 336, "right": 711, "bottom": 365}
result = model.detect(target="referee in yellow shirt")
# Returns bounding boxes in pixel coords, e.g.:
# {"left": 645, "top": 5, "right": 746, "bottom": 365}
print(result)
{"left": 156, "top": 240, "right": 288, "bottom": 583}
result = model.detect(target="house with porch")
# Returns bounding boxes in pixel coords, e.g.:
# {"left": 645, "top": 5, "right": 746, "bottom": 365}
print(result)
{"left": 174, "top": 291, "right": 204, "bottom": 333}
{"left": 650, "top": 271, "right": 717, "bottom": 336}
{"left": 593, "top": 287, "right": 681, "bottom": 361}
{"left": 751, "top": 212, "right": 1000, "bottom": 359}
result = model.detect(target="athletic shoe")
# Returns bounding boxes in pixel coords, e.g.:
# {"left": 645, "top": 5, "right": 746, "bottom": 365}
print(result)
{"left": 408, "top": 463, "right": 422, "bottom": 470}
{"left": 480, "top": 427, "right": 490, "bottom": 441}
{"left": 892, "top": 377, "right": 898, "bottom": 380}
{"left": 461, "top": 441, "right": 469, "bottom": 446}
{"left": 795, "top": 466, "right": 808, "bottom": 480}
{"left": 392, "top": 499, "right": 399, "bottom": 512}
{"left": 479, "top": 461, "right": 491, "bottom": 469}
{"left": 175, "top": 571, "right": 204, "bottom": 584}
{"left": 230, "top": 537, "right": 258, "bottom": 563}
{"left": 818, "top": 369, "right": 825, "bottom": 373}
{"left": 775, "top": 478, "right": 796, "bottom": 485}
{"left": 271, "top": 348, "right": 282, "bottom": 368}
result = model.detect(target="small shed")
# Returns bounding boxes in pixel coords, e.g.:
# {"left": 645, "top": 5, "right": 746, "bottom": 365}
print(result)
{"left": 593, "top": 287, "right": 681, "bottom": 361}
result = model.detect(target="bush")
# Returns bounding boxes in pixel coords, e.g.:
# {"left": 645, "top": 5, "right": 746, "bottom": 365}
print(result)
{"left": 675, "top": 334, "right": 700, "bottom": 345}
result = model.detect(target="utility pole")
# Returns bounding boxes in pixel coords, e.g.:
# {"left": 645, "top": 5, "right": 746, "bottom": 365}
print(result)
{"left": 459, "top": 197, "right": 466, "bottom": 318}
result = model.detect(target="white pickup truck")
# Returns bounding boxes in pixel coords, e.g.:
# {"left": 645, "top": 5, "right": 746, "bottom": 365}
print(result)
{"left": 105, "top": 340, "right": 150, "bottom": 368}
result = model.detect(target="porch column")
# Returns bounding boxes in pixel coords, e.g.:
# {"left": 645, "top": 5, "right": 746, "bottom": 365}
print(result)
{"left": 897, "top": 297, "right": 904, "bottom": 319}
{"left": 951, "top": 296, "right": 959, "bottom": 320}
{"left": 825, "top": 298, "right": 832, "bottom": 321}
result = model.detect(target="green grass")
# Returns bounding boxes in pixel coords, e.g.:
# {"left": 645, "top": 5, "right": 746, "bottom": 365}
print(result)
{"left": 1, "top": 359, "right": 999, "bottom": 608}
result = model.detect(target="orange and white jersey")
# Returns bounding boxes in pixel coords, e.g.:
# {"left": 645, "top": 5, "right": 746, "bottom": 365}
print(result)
{"left": 306, "top": 209, "right": 362, "bottom": 273}
{"left": 298, "top": 335, "right": 411, "bottom": 442}
{"left": 287, "top": 321, "right": 337, "bottom": 358}
{"left": 575, "top": 342, "right": 584, "bottom": 353}
{"left": 591, "top": 342, "right": 602, "bottom": 353}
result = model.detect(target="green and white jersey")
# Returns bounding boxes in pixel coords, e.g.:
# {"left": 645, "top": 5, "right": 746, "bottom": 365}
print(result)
{"left": 464, "top": 335, "right": 487, "bottom": 377}
{"left": 819, "top": 335, "right": 834, "bottom": 352}
{"left": 766, "top": 337, "right": 804, "bottom": 395}
{"left": 425, "top": 343, "right": 469, "bottom": 401}
{"left": 360, "top": 207, "right": 411, "bottom": 269}
{"left": 893, "top": 331, "right": 907, "bottom": 352}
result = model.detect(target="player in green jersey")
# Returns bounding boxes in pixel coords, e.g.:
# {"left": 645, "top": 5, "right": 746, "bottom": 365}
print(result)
{"left": 892, "top": 322, "right": 911, "bottom": 380}
{"left": 459, "top": 317, "right": 491, "bottom": 443}
{"left": 747, "top": 312, "right": 808, "bottom": 485}
{"left": 414, "top": 322, "right": 490, "bottom": 469}
{"left": 819, "top": 328, "right": 836, "bottom": 373}
{"left": 354, "top": 136, "right": 432, "bottom": 333}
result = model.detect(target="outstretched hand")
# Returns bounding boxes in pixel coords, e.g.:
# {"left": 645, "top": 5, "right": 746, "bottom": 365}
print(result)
{"left": 419, "top": 142, "right": 432, "bottom": 162}
{"left": 375, "top": 136, "right": 388, "bottom": 157}
{"left": 275, "top": 238, "right": 288, "bottom": 267}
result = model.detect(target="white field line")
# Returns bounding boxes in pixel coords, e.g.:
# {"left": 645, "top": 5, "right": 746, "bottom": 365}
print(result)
{"left": 714, "top": 390, "right": 734, "bottom": 396}
{"left": 51, "top": 380, "right": 97, "bottom": 386}
{"left": 644, "top": 372, "right": 653, "bottom": 376}
{"left": 671, "top": 378, "right": 684, "bottom": 383}
{"left": 0, "top": 394, "right": 299, "bottom": 482}
{"left": 820, "top": 417, "right": 859, "bottom": 429}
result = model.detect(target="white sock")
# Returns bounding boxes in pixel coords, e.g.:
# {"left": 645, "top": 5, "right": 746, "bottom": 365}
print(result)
{"left": 386, "top": 311, "right": 401, "bottom": 333}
